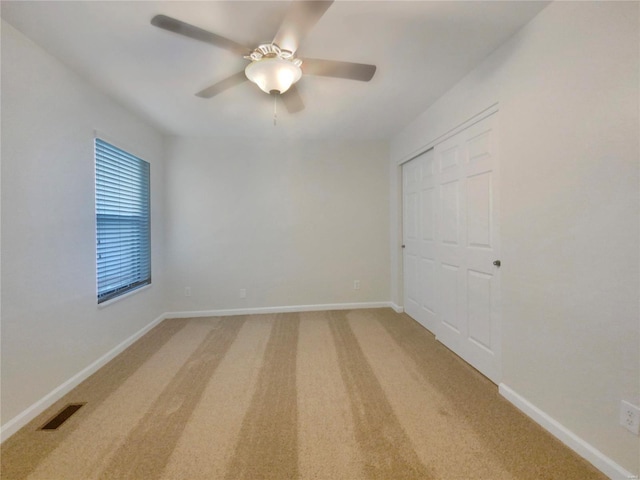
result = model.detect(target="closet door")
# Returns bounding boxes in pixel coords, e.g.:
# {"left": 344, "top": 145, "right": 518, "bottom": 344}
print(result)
{"left": 402, "top": 156, "right": 421, "bottom": 322}
{"left": 403, "top": 113, "right": 501, "bottom": 383}
{"left": 402, "top": 149, "right": 438, "bottom": 333}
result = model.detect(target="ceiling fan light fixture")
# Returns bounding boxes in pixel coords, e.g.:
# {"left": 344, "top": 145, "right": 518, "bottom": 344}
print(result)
{"left": 245, "top": 57, "right": 302, "bottom": 94}
{"left": 244, "top": 44, "right": 302, "bottom": 94}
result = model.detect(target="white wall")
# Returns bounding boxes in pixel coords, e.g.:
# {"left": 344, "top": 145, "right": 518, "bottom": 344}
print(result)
{"left": 165, "top": 136, "right": 389, "bottom": 313}
{"left": 4, "top": 1, "right": 637, "bottom": 475}
{"left": 391, "top": 1, "right": 639, "bottom": 475}
{"left": 0, "top": 16, "right": 390, "bottom": 436}
{"left": 1, "top": 21, "right": 168, "bottom": 426}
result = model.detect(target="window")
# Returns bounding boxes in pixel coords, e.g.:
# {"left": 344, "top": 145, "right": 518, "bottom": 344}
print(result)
{"left": 95, "top": 138, "right": 151, "bottom": 303}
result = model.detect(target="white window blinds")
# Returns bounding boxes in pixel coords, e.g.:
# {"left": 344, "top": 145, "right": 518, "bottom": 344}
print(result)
{"left": 95, "top": 138, "right": 151, "bottom": 303}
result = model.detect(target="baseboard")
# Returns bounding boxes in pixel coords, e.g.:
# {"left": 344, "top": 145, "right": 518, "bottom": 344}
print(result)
{"left": 389, "top": 302, "right": 404, "bottom": 313}
{"left": 499, "top": 384, "right": 637, "bottom": 480}
{"left": 165, "top": 301, "right": 394, "bottom": 319}
{"left": 0, "top": 312, "right": 168, "bottom": 443}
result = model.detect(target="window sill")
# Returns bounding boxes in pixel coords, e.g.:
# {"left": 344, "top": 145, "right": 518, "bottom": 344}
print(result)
{"left": 97, "top": 283, "right": 152, "bottom": 309}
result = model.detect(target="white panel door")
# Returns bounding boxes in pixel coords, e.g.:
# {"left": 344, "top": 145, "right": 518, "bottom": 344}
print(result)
{"left": 435, "top": 113, "right": 501, "bottom": 382}
{"left": 402, "top": 113, "right": 501, "bottom": 383}
{"left": 417, "top": 150, "right": 438, "bottom": 333}
{"left": 402, "top": 158, "right": 421, "bottom": 322}
{"left": 403, "top": 149, "right": 438, "bottom": 333}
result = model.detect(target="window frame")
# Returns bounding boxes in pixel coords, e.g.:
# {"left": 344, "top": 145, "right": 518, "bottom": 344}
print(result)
{"left": 94, "top": 137, "right": 151, "bottom": 304}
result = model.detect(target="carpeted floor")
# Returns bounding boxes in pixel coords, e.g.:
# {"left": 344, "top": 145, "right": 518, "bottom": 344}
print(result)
{"left": 1, "top": 309, "right": 606, "bottom": 479}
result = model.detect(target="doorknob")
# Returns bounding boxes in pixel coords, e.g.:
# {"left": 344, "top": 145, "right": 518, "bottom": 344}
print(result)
{"left": 402, "top": 245, "right": 406, "bottom": 249}
{"left": 493, "top": 260, "right": 501, "bottom": 267}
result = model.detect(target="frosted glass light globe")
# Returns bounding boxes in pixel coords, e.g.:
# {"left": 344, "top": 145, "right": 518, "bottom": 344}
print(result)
{"left": 245, "top": 57, "right": 302, "bottom": 94}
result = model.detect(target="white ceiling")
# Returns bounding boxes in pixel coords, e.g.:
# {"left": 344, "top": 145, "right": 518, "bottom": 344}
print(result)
{"left": 1, "top": 1, "right": 548, "bottom": 140}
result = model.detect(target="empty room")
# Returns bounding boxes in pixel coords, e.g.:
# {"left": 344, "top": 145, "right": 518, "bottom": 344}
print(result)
{"left": 1, "top": 1, "right": 638, "bottom": 479}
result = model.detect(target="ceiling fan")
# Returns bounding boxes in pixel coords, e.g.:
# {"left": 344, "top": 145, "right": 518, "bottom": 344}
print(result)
{"left": 151, "top": 1, "right": 376, "bottom": 114}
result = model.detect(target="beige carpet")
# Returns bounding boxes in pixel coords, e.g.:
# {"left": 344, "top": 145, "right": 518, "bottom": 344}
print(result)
{"left": 1, "top": 309, "right": 606, "bottom": 479}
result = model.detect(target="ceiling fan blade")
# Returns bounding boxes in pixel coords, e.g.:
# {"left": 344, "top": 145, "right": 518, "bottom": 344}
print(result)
{"left": 281, "top": 85, "right": 305, "bottom": 113}
{"left": 151, "top": 15, "right": 250, "bottom": 57}
{"left": 196, "top": 71, "right": 248, "bottom": 98}
{"left": 302, "top": 58, "right": 377, "bottom": 82}
{"left": 272, "top": 1, "right": 334, "bottom": 54}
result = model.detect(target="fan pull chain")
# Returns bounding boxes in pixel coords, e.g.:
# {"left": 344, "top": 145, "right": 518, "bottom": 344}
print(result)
{"left": 273, "top": 94, "right": 277, "bottom": 127}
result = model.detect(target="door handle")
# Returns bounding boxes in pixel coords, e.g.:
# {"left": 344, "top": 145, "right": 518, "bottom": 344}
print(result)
{"left": 493, "top": 260, "right": 501, "bottom": 267}
{"left": 402, "top": 245, "right": 406, "bottom": 249}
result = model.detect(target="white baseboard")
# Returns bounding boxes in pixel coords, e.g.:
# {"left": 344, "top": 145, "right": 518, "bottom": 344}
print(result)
{"left": 499, "top": 383, "right": 637, "bottom": 480}
{"left": 389, "top": 302, "right": 404, "bottom": 313}
{"left": 0, "top": 312, "right": 168, "bottom": 443}
{"left": 165, "top": 301, "right": 394, "bottom": 319}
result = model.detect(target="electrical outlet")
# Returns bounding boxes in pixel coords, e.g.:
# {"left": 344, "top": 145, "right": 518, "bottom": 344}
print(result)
{"left": 184, "top": 287, "right": 191, "bottom": 297}
{"left": 353, "top": 280, "right": 361, "bottom": 290}
{"left": 620, "top": 400, "right": 640, "bottom": 435}
{"left": 239, "top": 289, "right": 247, "bottom": 299}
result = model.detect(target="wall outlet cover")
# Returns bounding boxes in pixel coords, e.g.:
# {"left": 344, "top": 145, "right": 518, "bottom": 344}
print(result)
{"left": 620, "top": 400, "right": 640, "bottom": 435}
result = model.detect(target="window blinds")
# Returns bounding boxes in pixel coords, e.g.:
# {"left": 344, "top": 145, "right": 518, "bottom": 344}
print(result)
{"left": 95, "top": 138, "right": 151, "bottom": 303}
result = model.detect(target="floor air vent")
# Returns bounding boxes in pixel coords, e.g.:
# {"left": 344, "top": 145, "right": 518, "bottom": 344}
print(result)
{"left": 39, "top": 403, "right": 85, "bottom": 430}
